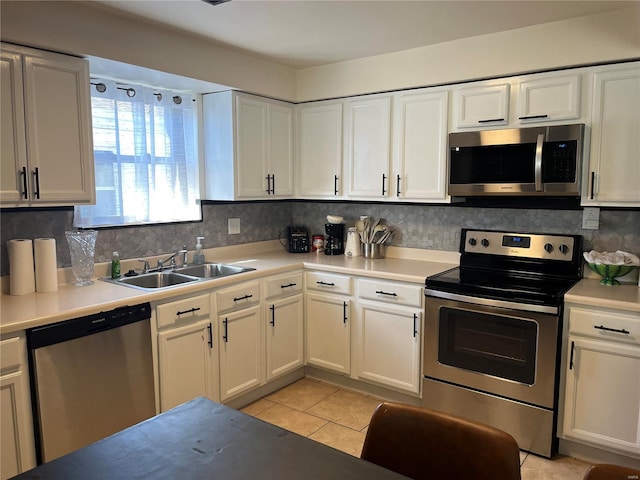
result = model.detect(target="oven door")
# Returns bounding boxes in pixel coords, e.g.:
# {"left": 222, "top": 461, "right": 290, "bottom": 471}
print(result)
{"left": 424, "top": 295, "right": 560, "bottom": 408}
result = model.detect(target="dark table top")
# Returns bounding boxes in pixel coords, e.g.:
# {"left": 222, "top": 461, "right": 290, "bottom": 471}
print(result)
{"left": 14, "top": 397, "right": 408, "bottom": 479}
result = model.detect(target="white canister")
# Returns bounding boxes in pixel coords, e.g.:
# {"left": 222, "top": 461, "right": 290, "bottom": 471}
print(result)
{"left": 344, "top": 227, "right": 361, "bottom": 257}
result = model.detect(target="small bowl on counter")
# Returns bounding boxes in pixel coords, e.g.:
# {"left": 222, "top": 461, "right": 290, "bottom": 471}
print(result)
{"left": 586, "top": 263, "right": 637, "bottom": 286}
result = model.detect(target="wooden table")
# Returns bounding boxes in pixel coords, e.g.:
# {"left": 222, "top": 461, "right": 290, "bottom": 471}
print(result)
{"left": 14, "top": 397, "right": 408, "bottom": 479}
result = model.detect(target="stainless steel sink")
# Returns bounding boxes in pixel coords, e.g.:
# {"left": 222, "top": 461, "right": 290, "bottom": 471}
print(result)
{"left": 102, "top": 262, "right": 255, "bottom": 291}
{"left": 116, "top": 272, "right": 199, "bottom": 289}
{"left": 175, "top": 263, "right": 255, "bottom": 278}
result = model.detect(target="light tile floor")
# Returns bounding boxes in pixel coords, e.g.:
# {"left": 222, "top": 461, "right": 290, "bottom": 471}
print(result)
{"left": 241, "top": 378, "right": 592, "bottom": 479}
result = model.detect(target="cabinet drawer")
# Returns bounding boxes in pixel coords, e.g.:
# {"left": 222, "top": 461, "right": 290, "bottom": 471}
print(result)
{"left": 0, "top": 335, "right": 23, "bottom": 372}
{"left": 264, "top": 272, "right": 303, "bottom": 300}
{"left": 157, "top": 294, "right": 211, "bottom": 329}
{"left": 216, "top": 281, "right": 260, "bottom": 314}
{"left": 568, "top": 306, "right": 640, "bottom": 345}
{"left": 306, "top": 271, "right": 351, "bottom": 295}
{"left": 358, "top": 279, "right": 423, "bottom": 307}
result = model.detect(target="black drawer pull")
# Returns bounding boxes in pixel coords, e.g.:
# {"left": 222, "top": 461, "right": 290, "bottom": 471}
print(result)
{"left": 207, "top": 323, "right": 213, "bottom": 349}
{"left": 477, "top": 118, "right": 505, "bottom": 123}
{"left": 518, "top": 114, "right": 549, "bottom": 120}
{"left": 343, "top": 302, "right": 348, "bottom": 324}
{"left": 176, "top": 307, "right": 201, "bottom": 316}
{"left": 590, "top": 171, "right": 596, "bottom": 200}
{"left": 396, "top": 174, "right": 401, "bottom": 197}
{"left": 594, "top": 325, "right": 630, "bottom": 335}
{"left": 223, "top": 318, "right": 228, "bottom": 342}
{"left": 375, "top": 290, "right": 397, "bottom": 297}
{"left": 281, "top": 283, "right": 297, "bottom": 289}
{"left": 317, "top": 281, "right": 335, "bottom": 287}
{"left": 233, "top": 294, "right": 253, "bottom": 302}
{"left": 270, "top": 305, "right": 275, "bottom": 327}
{"left": 381, "top": 173, "right": 386, "bottom": 196}
{"left": 265, "top": 174, "right": 271, "bottom": 194}
{"left": 413, "top": 313, "right": 418, "bottom": 338}
{"left": 334, "top": 175, "right": 339, "bottom": 196}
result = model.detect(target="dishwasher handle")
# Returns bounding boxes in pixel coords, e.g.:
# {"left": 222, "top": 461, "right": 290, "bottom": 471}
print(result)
{"left": 28, "top": 303, "right": 152, "bottom": 349}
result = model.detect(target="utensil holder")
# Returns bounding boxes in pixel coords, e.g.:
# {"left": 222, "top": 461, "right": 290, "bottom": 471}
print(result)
{"left": 65, "top": 230, "right": 98, "bottom": 286}
{"left": 362, "top": 243, "right": 385, "bottom": 259}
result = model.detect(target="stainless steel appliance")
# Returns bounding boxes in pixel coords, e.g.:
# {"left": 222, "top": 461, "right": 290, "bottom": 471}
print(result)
{"left": 423, "top": 229, "right": 582, "bottom": 457}
{"left": 448, "top": 124, "right": 585, "bottom": 197}
{"left": 324, "top": 223, "right": 345, "bottom": 255}
{"left": 27, "top": 303, "right": 155, "bottom": 463}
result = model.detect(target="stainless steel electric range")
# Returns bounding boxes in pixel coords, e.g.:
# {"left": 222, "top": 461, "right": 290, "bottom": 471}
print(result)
{"left": 423, "top": 229, "right": 583, "bottom": 458}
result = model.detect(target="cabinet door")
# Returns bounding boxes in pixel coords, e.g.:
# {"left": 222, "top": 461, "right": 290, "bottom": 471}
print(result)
{"left": 235, "top": 94, "right": 269, "bottom": 198}
{"left": 268, "top": 102, "right": 294, "bottom": 197}
{"left": 0, "top": 49, "right": 27, "bottom": 204}
{"left": 1, "top": 334, "right": 36, "bottom": 478}
{"left": 23, "top": 51, "right": 94, "bottom": 204}
{"left": 158, "top": 320, "right": 213, "bottom": 412}
{"left": 356, "top": 301, "right": 422, "bottom": 394}
{"left": 219, "top": 306, "right": 264, "bottom": 401}
{"left": 305, "top": 293, "right": 350, "bottom": 374}
{"left": 453, "top": 83, "right": 509, "bottom": 128}
{"left": 296, "top": 102, "right": 343, "bottom": 197}
{"left": 266, "top": 294, "right": 304, "bottom": 380}
{"left": 563, "top": 336, "right": 640, "bottom": 455}
{"left": 584, "top": 65, "right": 640, "bottom": 206}
{"left": 517, "top": 74, "right": 580, "bottom": 123}
{"left": 344, "top": 95, "right": 392, "bottom": 198}
{"left": 392, "top": 89, "right": 449, "bottom": 201}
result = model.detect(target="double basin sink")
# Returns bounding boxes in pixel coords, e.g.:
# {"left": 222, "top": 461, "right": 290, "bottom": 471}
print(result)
{"left": 104, "top": 263, "right": 255, "bottom": 291}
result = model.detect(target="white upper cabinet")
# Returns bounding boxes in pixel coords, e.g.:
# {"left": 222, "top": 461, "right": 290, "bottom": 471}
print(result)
{"left": 452, "top": 72, "right": 583, "bottom": 131}
{"left": 202, "top": 91, "right": 294, "bottom": 200}
{"left": 452, "top": 82, "right": 510, "bottom": 129}
{"left": 295, "top": 100, "right": 344, "bottom": 198}
{"left": 517, "top": 74, "right": 580, "bottom": 123}
{"left": 392, "top": 88, "right": 449, "bottom": 202}
{"left": 343, "top": 95, "right": 392, "bottom": 198}
{"left": 0, "top": 43, "right": 95, "bottom": 207}
{"left": 582, "top": 62, "right": 640, "bottom": 207}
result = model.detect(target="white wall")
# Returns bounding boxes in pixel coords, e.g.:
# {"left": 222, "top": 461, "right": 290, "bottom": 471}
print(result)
{"left": 2, "top": 1, "right": 639, "bottom": 103}
{"left": 296, "top": 6, "right": 640, "bottom": 101}
{"left": 0, "top": 0, "right": 297, "bottom": 101}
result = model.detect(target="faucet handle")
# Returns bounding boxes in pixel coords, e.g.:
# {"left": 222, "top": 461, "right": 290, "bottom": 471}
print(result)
{"left": 137, "top": 259, "right": 150, "bottom": 274}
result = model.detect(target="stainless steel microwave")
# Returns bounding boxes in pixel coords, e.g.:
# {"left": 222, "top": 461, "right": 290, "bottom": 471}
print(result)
{"left": 448, "top": 124, "right": 585, "bottom": 197}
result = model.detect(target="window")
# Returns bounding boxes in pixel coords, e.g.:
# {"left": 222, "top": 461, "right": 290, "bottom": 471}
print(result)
{"left": 74, "top": 80, "right": 201, "bottom": 227}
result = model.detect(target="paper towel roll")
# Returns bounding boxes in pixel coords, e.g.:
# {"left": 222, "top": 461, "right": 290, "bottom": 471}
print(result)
{"left": 8, "top": 239, "right": 35, "bottom": 295}
{"left": 34, "top": 238, "right": 58, "bottom": 293}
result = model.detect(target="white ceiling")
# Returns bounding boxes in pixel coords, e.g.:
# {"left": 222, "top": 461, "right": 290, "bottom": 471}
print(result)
{"left": 95, "top": 0, "right": 637, "bottom": 69}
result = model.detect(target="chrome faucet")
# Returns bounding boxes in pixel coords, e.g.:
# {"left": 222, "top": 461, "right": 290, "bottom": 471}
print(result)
{"left": 157, "top": 247, "right": 189, "bottom": 271}
{"left": 137, "top": 259, "right": 150, "bottom": 274}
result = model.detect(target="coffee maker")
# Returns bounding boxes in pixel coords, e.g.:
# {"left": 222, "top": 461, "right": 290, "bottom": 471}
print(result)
{"left": 324, "top": 223, "right": 345, "bottom": 255}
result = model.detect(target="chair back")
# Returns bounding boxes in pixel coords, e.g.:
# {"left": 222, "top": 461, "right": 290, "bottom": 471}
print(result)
{"left": 361, "top": 402, "right": 522, "bottom": 480}
{"left": 583, "top": 463, "right": 640, "bottom": 480}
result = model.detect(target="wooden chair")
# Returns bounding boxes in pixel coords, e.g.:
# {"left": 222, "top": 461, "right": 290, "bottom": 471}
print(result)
{"left": 361, "top": 402, "right": 522, "bottom": 480}
{"left": 583, "top": 464, "right": 640, "bottom": 480}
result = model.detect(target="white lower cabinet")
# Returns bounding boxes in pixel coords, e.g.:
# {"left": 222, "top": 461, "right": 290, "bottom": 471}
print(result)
{"left": 355, "top": 278, "right": 423, "bottom": 395}
{"left": 306, "top": 292, "right": 351, "bottom": 374}
{"left": 156, "top": 294, "right": 216, "bottom": 412}
{"left": 561, "top": 305, "right": 640, "bottom": 457}
{"left": 219, "top": 306, "right": 263, "bottom": 401}
{"left": 264, "top": 272, "right": 304, "bottom": 381}
{"left": 215, "top": 281, "right": 264, "bottom": 402}
{"left": 356, "top": 301, "right": 422, "bottom": 395}
{"left": 1, "top": 333, "right": 36, "bottom": 479}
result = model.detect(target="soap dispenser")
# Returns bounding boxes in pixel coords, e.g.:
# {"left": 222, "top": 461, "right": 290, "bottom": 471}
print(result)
{"left": 193, "top": 237, "right": 205, "bottom": 264}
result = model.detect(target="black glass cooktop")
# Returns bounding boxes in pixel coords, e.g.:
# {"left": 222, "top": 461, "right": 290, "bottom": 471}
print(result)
{"left": 425, "top": 266, "right": 579, "bottom": 307}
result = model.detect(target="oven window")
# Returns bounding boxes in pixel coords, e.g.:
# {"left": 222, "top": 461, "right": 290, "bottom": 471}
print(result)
{"left": 438, "top": 307, "right": 537, "bottom": 385}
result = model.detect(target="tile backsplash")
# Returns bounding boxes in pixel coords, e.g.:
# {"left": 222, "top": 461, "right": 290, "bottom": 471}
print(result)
{"left": 1, "top": 201, "right": 638, "bottom": 276}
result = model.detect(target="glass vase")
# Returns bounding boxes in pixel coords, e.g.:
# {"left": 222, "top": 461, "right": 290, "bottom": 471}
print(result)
{"left": 65, "top": 230, "right": 98, "bottom": 286}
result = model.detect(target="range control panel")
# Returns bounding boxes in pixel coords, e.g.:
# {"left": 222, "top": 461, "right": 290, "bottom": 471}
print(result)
{"left": 462, "top": 229, "right": 576, "bottom": 261}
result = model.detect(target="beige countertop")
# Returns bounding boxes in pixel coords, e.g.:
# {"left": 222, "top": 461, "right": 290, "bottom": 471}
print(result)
{"left": 565, "top": 278, "right": 640, "bottom": 313}
{"left": 0, "top": 241, "right": 458, "bottom": 335}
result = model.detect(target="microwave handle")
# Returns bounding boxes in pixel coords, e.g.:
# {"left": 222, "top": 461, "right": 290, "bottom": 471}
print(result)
{"left": 534, "top": 133, "right": 545, "bottom": 192}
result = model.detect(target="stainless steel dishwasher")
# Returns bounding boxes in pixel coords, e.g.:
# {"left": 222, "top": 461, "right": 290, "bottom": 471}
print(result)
{"left": 27, "top": 302, "right": 156, "bottom": 464}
